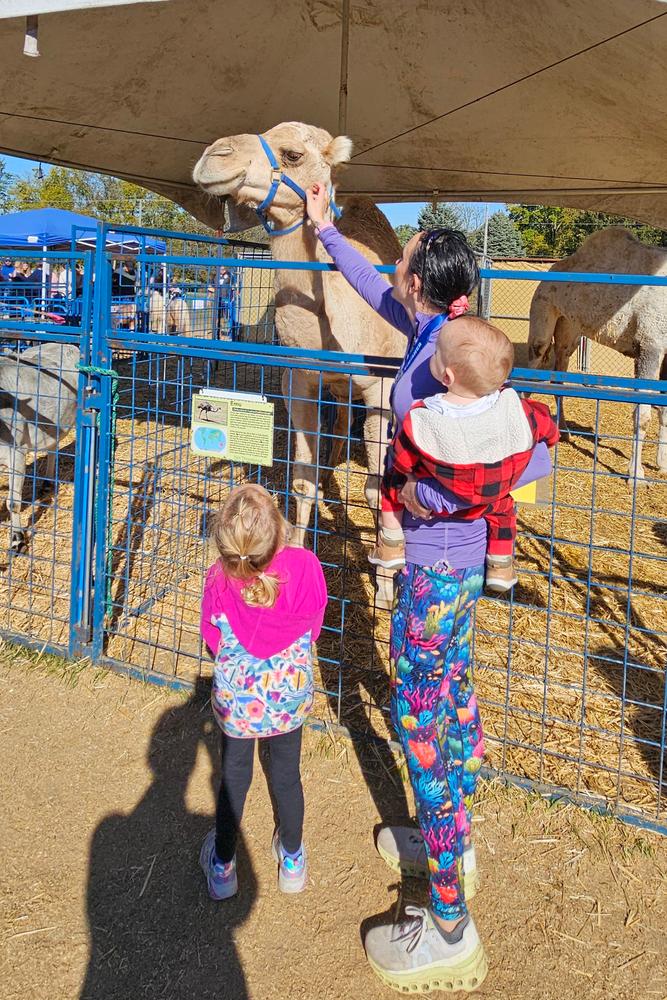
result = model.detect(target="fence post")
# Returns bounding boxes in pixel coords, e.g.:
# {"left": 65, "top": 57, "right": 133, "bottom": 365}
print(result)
{"left": 88, "top": 224, "right": 116, "bottom": 662}
{"left": 68, "top": 226, "right": 114, "bottom": 661}
{"left": 477, "top": 256, "right": 492, "bottom": 320}
{"left": 68, "top": 246, "right": 98, "bottom": 657}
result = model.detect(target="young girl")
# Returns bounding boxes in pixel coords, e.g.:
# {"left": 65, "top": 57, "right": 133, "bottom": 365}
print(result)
{"left": 199, "top": 483, "right": 327, "bottom": 899}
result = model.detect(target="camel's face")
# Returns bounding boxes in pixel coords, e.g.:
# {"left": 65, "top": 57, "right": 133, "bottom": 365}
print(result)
{"left": 193, "top": 122, "right": 352, "bottom": 219}
{"left": 527, "top": 337, "right": 552, "bottom": 368}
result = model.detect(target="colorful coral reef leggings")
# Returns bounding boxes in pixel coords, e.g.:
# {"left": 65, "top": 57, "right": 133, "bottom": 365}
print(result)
{"left": 390, "top": 561, "right": 485, "bottom": 921}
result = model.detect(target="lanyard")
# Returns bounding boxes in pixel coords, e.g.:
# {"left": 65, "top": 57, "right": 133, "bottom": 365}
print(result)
{"left": 388, "top": 313, "right": 447, "bottom": 438}
{"left": 396, "top": 313, "right": 447, "bottom": 381}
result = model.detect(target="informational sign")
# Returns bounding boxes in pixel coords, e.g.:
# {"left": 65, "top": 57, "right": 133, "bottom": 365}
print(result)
{"left": 190, "top": 389, "right": 274, "bottom": 466}
{"left": 511, "top": 476, "right": 552, "bottom": 506}
{"left": 510, "top": 481, "right": 537, "bottom": 504}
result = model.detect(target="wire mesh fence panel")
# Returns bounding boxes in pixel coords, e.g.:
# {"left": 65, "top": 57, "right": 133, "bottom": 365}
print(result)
{"left": 0, "top": 249, "right": 91, "bottom": 346}
{"left": 84, "top": 225, "right": 274, "bottom": 349}
{"left": 472, "top": 378, "right": 667, "bottom": 824}
{"left": 88, "top": 246, "right": 667, "bottom": 829}
{"left": 485, "top": 258, "right": 638, "bottom": 378}
{"left": 0, "top": 338, "right": 83, "bottom": 651}
{"left": 98, "top": 344, "right": 396, "bottom": 741}
{"left": 95, "top": 334, "right": 667, "bottom": 825}
{"left": 2, "top": 232, "right": 666, "bottom": 831}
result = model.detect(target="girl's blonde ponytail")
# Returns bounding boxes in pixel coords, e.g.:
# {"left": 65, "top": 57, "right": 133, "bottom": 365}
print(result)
{"left": 212, "top": 484, "right": 290, "bottom": 608}
{"left": 240, "top": 571, "right": 281, "bottom": 609}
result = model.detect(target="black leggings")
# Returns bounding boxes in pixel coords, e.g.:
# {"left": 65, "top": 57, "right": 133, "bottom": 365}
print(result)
{"left": 215, "top": 726, "right": 304, "bottom": 863}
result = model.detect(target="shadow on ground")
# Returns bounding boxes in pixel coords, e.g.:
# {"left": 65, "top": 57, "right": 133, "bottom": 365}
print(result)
{"left": 79, "top": 679, "right": 256, "bottom": 1000}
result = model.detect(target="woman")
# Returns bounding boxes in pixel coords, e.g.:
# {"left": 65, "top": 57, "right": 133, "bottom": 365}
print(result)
{"left": 306, "top": 186, "right": 550, "bottom": 993}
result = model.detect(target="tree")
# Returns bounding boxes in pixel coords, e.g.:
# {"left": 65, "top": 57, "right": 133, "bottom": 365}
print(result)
{"left": 508, "top": 204, "right": 667, "bottom": 257}
{"left": 417, "top": 202, "right": 467, "bottom": 233}
{"left": 394, "top": 223, "right": 418, "bottom": 247}
{"left": 0, "top": 157, "right": 15, "bottom": 212}
{"left": 5, "top": 165, "right": 208, "bottom": 234}
{"left": 470, "top": 211, "right": 523, "bottom": 257}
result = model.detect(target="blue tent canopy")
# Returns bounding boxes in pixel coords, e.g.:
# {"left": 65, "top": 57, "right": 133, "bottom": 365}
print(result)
{"left": 0, "top": 207, "right": 166, "bottom": 252}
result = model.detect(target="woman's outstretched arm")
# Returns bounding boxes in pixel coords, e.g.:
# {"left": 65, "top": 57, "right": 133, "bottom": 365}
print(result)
{"left": 306, "top": 185, "right": 413, "bottom": 337}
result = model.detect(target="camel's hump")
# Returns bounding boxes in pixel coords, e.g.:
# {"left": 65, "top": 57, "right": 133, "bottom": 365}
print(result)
{"left": 553, "top": 227, "right": 667, "bottom": 275}
{"left": 338, "top": 196, "right": 400, "bottom": 262}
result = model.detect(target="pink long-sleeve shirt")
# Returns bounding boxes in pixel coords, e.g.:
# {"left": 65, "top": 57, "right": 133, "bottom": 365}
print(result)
{"left": 200, "top": 546, "right": 328, "bottom": 660}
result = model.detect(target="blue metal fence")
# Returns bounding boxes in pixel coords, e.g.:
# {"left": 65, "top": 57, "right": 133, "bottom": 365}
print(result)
{"left": 1, "top": 224, "right": 666, "bottom": 833}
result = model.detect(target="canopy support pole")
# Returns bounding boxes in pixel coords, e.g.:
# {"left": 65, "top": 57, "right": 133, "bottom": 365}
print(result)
{"left": 338, "top": 0, "right": 350, "bottom": 135}
{"left": 23, "top": 14, "right": 39, "bottom": 56}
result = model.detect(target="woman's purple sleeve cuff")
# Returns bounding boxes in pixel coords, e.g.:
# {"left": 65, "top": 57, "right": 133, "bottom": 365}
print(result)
{"left": 415, "top": 479, "right": 467, "bottom": 514}
{"left": 515, "top": 441, "right": 552, "bottom": 486}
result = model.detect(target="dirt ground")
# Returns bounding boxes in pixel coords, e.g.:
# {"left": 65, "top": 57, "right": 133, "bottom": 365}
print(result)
{"left": 1, "top": 643, "right": 666, "bottom": 1000}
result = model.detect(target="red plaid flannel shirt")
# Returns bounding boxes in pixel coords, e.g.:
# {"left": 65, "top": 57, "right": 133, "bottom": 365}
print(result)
{"left": 382, "top": 395, "right": 560, "bottom": 529}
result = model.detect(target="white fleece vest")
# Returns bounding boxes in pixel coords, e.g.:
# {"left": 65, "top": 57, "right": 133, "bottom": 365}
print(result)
{"left": 411, "top": 388, "right": 534, "bottom": 464}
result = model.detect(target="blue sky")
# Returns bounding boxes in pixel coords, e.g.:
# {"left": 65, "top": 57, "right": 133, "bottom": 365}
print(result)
{"left": 379, "top": 201, "right": 506, "bottom": 228}
{"left": 2, "top": 154, "right": 506, "bottom": 227}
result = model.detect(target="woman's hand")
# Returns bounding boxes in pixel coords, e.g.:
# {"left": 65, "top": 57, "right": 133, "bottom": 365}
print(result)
{"left": 399, "top": 477, "right": 433, "bottom": 519}
{"left": 305, "top": 183, "right": 330, "bottom": 229}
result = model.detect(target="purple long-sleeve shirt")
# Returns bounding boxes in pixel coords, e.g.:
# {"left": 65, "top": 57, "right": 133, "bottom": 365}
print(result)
{"left": 318, "top": 224, "right": 551, "bottom": 569}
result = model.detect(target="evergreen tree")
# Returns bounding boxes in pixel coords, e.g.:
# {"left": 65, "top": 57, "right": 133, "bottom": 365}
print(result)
{"left": 470, "top": 211, "right": 524, "bottom": 257}
{"left": 417, "top": 202, "right": 466, "bottom": 233}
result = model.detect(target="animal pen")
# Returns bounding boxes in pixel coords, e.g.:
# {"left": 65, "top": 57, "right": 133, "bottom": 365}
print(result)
{"left": 1, "top": 222, "right": 666, "bottom": 836}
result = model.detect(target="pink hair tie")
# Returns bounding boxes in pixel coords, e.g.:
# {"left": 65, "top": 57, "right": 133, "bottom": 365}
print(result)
{"left": 448, "top": 295, "right": 469, "bottom": 319}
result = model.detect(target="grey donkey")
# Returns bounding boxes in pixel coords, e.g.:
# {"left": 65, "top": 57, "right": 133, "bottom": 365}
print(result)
{"left": 0, "top": 342, "right": 80, "bottom": 553}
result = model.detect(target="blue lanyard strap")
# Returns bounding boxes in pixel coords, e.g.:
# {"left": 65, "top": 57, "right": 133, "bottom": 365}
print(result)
{"left": 396, "top": 313, "right": 447, "bottom": 380}
{"left": 387, "top": 313, "right": 447, "bottom": 440}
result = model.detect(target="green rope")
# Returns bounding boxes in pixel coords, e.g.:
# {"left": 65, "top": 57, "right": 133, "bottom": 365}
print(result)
{"left": 77, "top": 363, "right": 119, "bottom": 620}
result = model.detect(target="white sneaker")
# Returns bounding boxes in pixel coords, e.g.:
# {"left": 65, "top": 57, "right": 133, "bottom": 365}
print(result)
{"left": 376, "top": 826, "right": 479, "bottom": 901}
{"left": 365, "top": 906, "right": 488, "bottom": 993}
{"left": 271, "top": 831, "right": 308, "bottom": 894}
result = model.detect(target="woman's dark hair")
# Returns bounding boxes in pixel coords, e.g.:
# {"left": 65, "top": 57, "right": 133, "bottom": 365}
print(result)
{"left": 409, "top": 228, "right": 479, "bottom": 311}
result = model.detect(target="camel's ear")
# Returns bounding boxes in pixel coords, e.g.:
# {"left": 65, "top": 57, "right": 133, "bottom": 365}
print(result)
{"left": 323, "top": 135, "right": 353, "bottom": 166}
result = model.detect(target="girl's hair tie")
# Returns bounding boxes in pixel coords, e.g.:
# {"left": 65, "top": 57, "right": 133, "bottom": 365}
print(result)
{"left": 448, "top": 295, "right": 469, "bottom": 319}
{"left": 238, "top": 554, "right": 248, "bottom": 561}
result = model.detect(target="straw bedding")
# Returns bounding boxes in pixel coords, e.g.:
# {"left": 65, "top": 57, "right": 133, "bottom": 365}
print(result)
{"left": 1, "top": 353, "right": 665, "bottom": 821}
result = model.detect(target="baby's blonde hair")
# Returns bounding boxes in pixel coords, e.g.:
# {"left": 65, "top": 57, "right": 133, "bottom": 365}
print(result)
{"left": 439, "top": 316, "right": 514, "bottom": 396}
{"left": 212, "top": 483, "right": 289, "bottom": 608}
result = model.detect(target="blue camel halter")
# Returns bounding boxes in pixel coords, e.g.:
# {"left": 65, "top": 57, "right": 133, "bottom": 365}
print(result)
{"left": 254, "top": 134, "right": 342, "bottom": 237}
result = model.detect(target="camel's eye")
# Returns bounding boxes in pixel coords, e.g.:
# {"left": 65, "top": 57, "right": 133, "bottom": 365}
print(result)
{"left": 281, "top": 149, "right": 304, "bottom": 166}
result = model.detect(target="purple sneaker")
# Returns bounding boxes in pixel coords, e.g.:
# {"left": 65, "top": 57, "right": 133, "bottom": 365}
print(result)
{"left": 199, "top": 828, "right": 238, "bottom": 900}
{"left": 271, "top": 831, "right": 307, "bottom": 894}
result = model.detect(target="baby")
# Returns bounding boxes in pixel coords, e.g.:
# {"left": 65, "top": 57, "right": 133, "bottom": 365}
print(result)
{"left": 371, "top": 316, "right": 560, "bottom": 592}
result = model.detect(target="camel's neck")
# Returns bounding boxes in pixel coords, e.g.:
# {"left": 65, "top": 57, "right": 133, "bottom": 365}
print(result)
{"left": 270, "top": 223, "right": 317, "bottom": 263}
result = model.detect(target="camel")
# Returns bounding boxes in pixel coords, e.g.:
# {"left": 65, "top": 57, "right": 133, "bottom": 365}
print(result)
{"left": 149, "top": 289, "right": 193, "bottom": 336}
{"left": 527, "top": 227, "right": 667, "bottom": 482}
{"left": 193, "top": 122, "right": 405, "bottom": 602}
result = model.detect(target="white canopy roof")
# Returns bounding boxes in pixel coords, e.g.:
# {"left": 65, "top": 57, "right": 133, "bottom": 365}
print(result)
{"left": 1, "top": 0, "right": 666, "bottom": 229}
{"left": 0, "top": 1, "right": 165, "bottom": 16}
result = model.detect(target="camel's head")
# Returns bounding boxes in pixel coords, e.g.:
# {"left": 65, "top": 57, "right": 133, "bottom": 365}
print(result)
{"left": 527, "top": 292, "right": 558, "bottom": 369}
{"left": 527, "top": 332, "right": 553, "bottom": 370}
{"left": 193, "top": 122, "right": 353, "bottom": 233}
